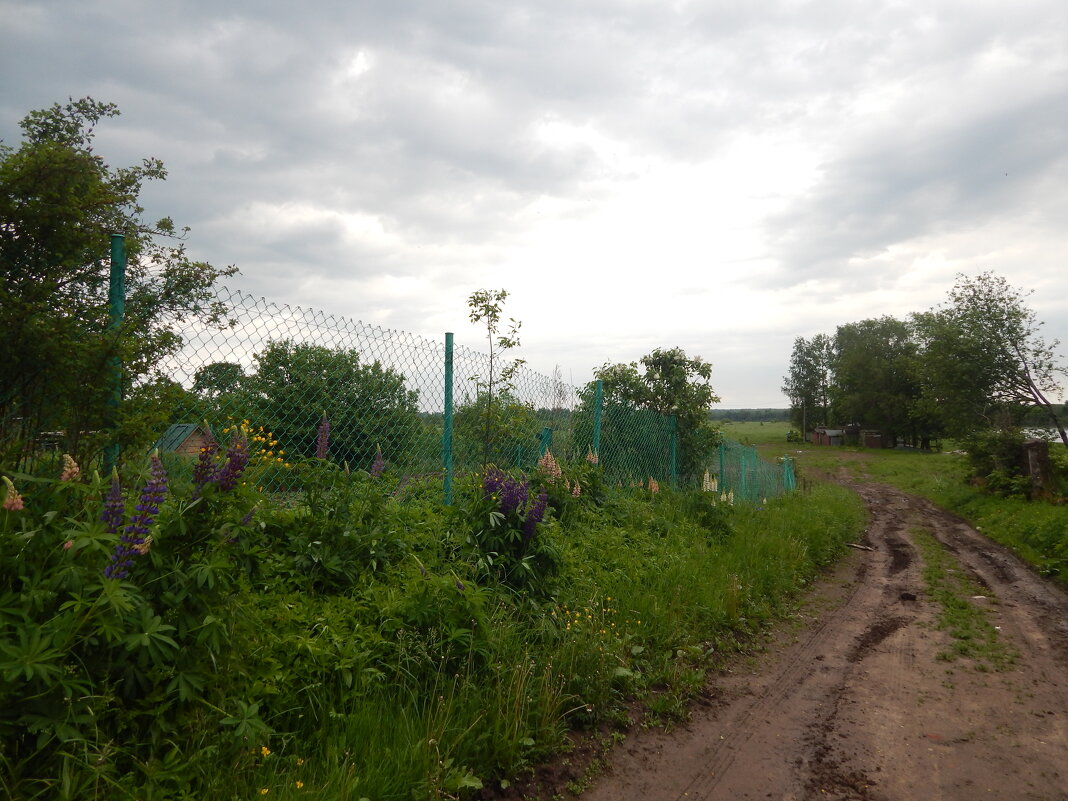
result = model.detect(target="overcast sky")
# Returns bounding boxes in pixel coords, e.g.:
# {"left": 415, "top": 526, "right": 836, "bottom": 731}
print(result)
{"left": 3, "top": 0, "right": 1066, "bottom": 406}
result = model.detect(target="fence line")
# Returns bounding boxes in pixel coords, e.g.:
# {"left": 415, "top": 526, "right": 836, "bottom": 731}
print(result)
{"left": 4, "top": 276, "right": 795, "bottom": 505}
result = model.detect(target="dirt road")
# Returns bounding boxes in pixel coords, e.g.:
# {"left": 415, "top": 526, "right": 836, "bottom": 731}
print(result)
{"left": 581, "top": 481, "right": 1068, "bottom": 801}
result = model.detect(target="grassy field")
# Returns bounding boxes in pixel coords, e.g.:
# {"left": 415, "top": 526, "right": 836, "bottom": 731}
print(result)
{"left": 716, "top": 420, "right": 794, "bottom": 447}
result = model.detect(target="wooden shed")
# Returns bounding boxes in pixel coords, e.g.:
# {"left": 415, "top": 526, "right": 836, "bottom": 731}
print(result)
{"left": 153, "top": 423, "right": 214, "bottom": 457}
{"left": 812, "top": 427, "right": 845, "bottom": 446}
{"left": 861, "top": 430, "right": 883, "bottom": 449}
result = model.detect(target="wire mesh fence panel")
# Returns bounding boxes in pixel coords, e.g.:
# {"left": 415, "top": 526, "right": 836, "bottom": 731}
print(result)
{"left": 158, "top": 287, "right": 448, "bottom": 490}
{"left": 714, "top": 438, "right": 794, "bottom": 504}
{"left": 6, "top": 281, "right": 799, "bottom": 506}
{"left": 449, "top": 342, "right": 580, "bottom": 475}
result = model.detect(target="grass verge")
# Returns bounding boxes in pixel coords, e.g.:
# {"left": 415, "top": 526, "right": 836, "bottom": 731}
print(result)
{"left": 912, "top": 525, "right": 1017, "bottom": 672}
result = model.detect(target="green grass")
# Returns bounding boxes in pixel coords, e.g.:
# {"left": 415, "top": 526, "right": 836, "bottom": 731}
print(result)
{"left": 1, "top": 461, "right": 868, "bottom": 801}
{"left": 717, "top": 420, "right": 794, "bottom": 446}
{"left": 912, "top": 526, "right": 1016, "bottom": 671}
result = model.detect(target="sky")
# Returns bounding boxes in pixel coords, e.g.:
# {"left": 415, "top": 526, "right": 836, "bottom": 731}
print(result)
{"left": 2, "top": 0, "right": 1066, "bottom": 407}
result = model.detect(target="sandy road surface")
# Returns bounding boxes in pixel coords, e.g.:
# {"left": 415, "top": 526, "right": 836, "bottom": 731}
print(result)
{"left": 581, "top": 482, "right": 1068, "bottom": 801}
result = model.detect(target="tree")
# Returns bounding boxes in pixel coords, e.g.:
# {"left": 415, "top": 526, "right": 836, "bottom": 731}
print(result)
{"left": 913, "top": 272, "right": 1067, "bottom": 446}
{"left": 830, "top": 317, "right": 929, "bottom": 446}
{"left": 244, "top": 341, "right": 421, "bottom": 468}
{"left": 586, "top": 347, "right": 720, "bottom": 482}
{"left": 467, "top": 289, "right": 526, "bottom": 465}
{"left": 782, "top": 334, "right": 834, "bottom": 432}
{"left": 0, "top": 98, "right": 235, "bottom": 466}
{"left": 192, "top": 362, "right": 246, "bottom": 400}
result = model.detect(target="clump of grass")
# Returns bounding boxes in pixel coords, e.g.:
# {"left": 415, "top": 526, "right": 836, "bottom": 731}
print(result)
{"left": 912, "top": 526, "right": 1017, "bottom": 671}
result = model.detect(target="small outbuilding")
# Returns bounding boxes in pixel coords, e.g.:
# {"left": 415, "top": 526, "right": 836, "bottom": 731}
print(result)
{"left": 812, "top": 427, "right": 845, "bottom": 446}
{"left": 861, "top": 430, "right": 883, "bottom": 449}
{"left": 152, "top": 423, "right": 214, "bottom": 457}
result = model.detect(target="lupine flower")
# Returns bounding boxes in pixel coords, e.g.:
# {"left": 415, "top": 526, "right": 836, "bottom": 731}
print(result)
{"left": 537, "top": 449, "right": 563, "bottom": 480}
{"left": 482, "top": 467, "right": 507, "bottom": 497}
{"left": 105, "top": 455, "right": 168, "bottom": 580}
{"left": 571, "top": 481, "right": 582, "bottom": 497}
{"left": 315, "top": 413, "right": 330, "bottom": 460}
{"left": 191, "top": 426, "right": 220, "bottom": 498}
{"left": 702, "top": 470, "right": 718, "bottom": 493}
{"left": 241, "top": 503, "right": 259, "bottom": 526}
{"left": 2, "top": 476, "right": 24, "bottom": 511}
{"left": 101, "top": 471, "right": 124, "bottom": 533}
{"left": 499, "top": 477, "right": 529, "bottom": 517}
{"left": 370, "top": 444, "right": 386, "bottom": 478}
{"left": 523, "top": 489, "right": 549, "bottom": 541}
{"left": 648, "top": 477, "right": 660, "bottom": 494}
{"left": 59, "top": 454, "right": 80, "bottom": 482}
{"left": 586, "top": 448, "right": 599, "bottom": 465}
{"left": 216, "top": 430, "right": 250, "bottom": 492}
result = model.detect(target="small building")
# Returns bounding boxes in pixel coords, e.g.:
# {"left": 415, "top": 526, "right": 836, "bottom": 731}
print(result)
{"left": 812, "top": 427, "right": 845, "bottom": 446}
{"left": 861, "top": 430, "right": 883, "bottom": 449}
{"left": 152, "top": 423, "right": 214, "bottom": 457}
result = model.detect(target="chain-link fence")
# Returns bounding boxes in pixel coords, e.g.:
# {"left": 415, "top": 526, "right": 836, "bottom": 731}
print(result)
{"left": 6, "top": 281, "right": 795, "bottom": 504}
{"left": 714, "top": 439, "right": 797, "bottom": 504}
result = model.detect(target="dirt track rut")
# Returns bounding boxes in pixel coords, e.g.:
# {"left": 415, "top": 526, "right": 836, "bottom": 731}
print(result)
{"left": 581, "top": 481, "right": 1068, "bottom": 801}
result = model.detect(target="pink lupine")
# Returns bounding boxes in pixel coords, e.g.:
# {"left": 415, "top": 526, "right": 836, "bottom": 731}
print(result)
{"left": 59, "top": 454, "right": 80, "bottom": 482}
{"left": 2, "top": 476, "right": 24, "bottom": 511}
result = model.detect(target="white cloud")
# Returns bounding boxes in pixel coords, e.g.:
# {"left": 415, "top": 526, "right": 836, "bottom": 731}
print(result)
{"left": 2, "top": 0, "right": 1066, "bottom": 406}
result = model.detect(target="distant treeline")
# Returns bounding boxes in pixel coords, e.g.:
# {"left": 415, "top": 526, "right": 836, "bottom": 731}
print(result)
{"left": 710, "top": 408, "right": 791, "bottom": 422}
{"left": 1021, "top": 404, "right": 1068, "bottom": 427}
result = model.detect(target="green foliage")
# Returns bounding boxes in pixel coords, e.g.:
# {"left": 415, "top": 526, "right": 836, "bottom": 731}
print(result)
{"left": 586, "top": 347, "right": 721, "bottom": 482}
{"left": 0, "top": 454, "right": 265, "bottom": 799}
{"left": 0, "top": 98, "right": 235, "bottom": 468}
{"left": 831, "top": 316, "right": 928, "bottom": 445}
{"left": 456, "top": 468, "right": 560, "bottom": 596}
{"left": 466, "top": 289, "right": 526, "bottom": 466}
{"left": 0, "top": 426, "right": 853, "bottom": 799}
{"left": 242, "top": 340, "right": 420, "bottom": 469}
{"left": 913, "top": 272, "right": 1068, "bottom": 446}
{"left": 260, "top": 460, "right": 410, "bottom": 593}
{"left": 453, "top": 390, "right": 540, "bottom": 470}
{"left": 782, "top": 333, "right": 834, "bottom": 430}
{"left": 961, "top": 428, "right": 1032, "bottom": 498}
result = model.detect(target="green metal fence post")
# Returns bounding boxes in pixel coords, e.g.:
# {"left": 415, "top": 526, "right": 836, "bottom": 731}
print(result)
{"left": 783, "top": 455, "right": 796, "bottom": 492}
{"left": 668, "top": 414, "right": 678, "bottom": 488}
{"left": 740, "top": 446, "right": 751, "bottom": 502}
{"left": 538, "top": 426, "right": 552, "bottom": 457}
{"left": 718, "top": 441, "right": 726, "bottom": 493}
{"left": 102, "top": 234, "right": 126, "bottom": 476}
{"left": 592, "top": 379, "right": 603, "bottom": 460}
{"left": 443, "top": 332, "right": 454, "bottom": 505}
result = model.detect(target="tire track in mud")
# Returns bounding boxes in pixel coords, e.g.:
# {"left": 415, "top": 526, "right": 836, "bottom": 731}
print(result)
{"left": 581, "top": 481, "right": 1068, "bottom": 801}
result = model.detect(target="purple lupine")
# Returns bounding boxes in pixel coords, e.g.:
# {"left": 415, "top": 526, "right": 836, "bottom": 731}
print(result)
{"left": 499, "top": 477, "right": 529, "bottom": 517}
{"left": 105, "top": 456, "right": 167, "bottom": 579}
{"left": 240, "top": 503, "right": 259, "bottom": 526}
{"left": 216, "top": 431, "right": 250, "bottom": 492}
{"left": 191, "top": 430, "right": 220, "bottom": 498}
{"left": 370, "top": 445, "right": 386, "bottom": 478}
{"left": 523, "top": 489, "right": 548, "bottom": 542}
{"left": 101, "top": 472, "right": 125, "bottom": 533}
{"left": 482, "top": 467, "right": 507, "bottom": 497}
{"left": 315, "top": 413, "right": 330, "bottom": 460}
